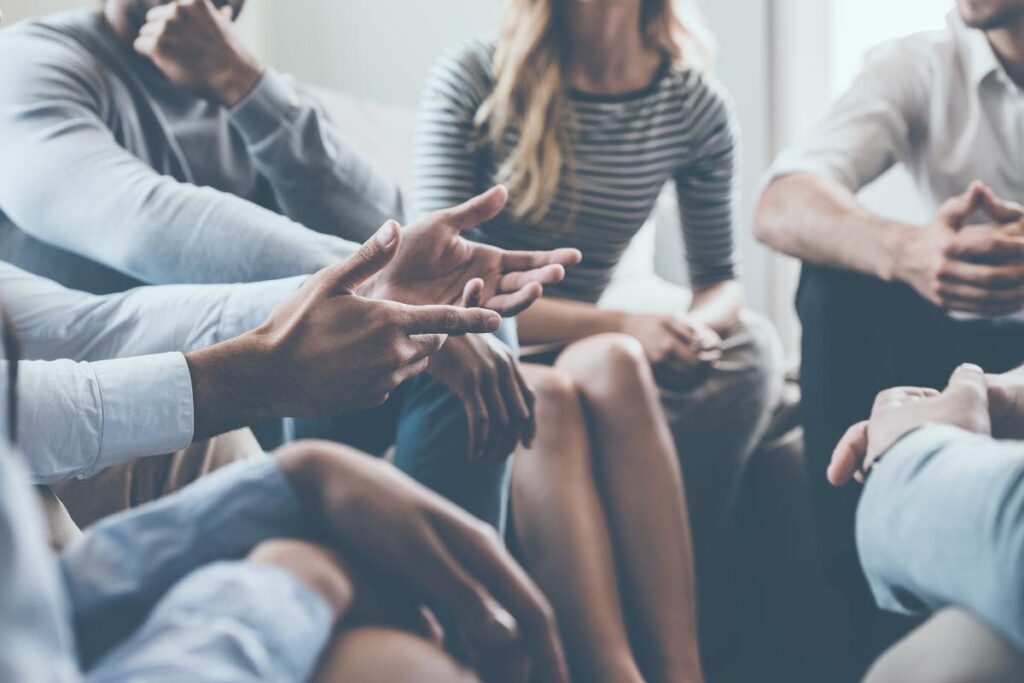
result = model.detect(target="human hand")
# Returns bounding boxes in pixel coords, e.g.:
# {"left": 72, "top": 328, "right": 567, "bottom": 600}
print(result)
{"left": 986, "top": 364, "right": 1024, "bottom": 439}
{"left": 427, "top": 333, "right": 535, "bottom": 463}
{"left": 276, "top": 440, "right": 570, "bottom": 683}
{"left": 895, "top": 182, "right": 1024, "bottom": 316}
{"left": 133, "top": 0, "right": 264, "bottom": 107}
{"left": 827, "top": 364, "right": 992, "bottom": 486}
{"left": 186, "top": 223, "right": 501, "bottom": 437}
{"left": 622, "top": 312, "right": 722, "bottom": 390}
{"left": 360, "top": 186, "right": 582, "bottom": 316}
{"left": 248, "top": 539, "right": 355, "bottom": 621}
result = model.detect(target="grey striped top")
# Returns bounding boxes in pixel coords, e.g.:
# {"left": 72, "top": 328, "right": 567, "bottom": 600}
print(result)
{"left": 412, "top": 38, "right": 739, "bottom": 304}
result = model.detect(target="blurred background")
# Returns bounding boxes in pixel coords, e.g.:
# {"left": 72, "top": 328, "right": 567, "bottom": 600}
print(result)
{"left": 2, "top": 0, "right": 952, "bottom": 354}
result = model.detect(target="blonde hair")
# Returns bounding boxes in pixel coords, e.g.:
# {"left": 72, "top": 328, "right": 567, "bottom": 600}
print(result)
{"left": 475, "top": 0, "right": 716, "bottom": 223}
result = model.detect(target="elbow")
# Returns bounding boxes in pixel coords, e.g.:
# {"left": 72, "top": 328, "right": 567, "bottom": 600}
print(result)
{"left": 752, "top": 182, "right": 788, "bottom": 250}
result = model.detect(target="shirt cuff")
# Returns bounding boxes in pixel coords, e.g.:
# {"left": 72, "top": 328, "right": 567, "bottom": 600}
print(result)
{"left": 229, "top": 69, "right": 302, "bottom": 145}
{"left": 87, "top": 353, "right": 194, "bottom": 478}
{"left": 218, "top": 276, "right": 307, "bottom": 341}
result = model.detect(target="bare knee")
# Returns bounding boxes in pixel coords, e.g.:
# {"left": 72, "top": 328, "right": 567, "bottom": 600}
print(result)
{"left": 526, "top": 365, "right": 580, "bottom": 423}
{"left": 556, "top": 333, "right": 651, "bottom": 395}
{"left": 314, "top": 627, "right": 480, "bottom": 683}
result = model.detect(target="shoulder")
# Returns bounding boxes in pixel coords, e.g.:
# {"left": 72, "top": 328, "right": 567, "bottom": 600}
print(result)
{"left": 0, "top": 12, "right": 109, "bottom": 104}
{"left": 423, "top": 37, "right": 496, "bottom": 108}
{"left": 663, "top": 67, "right": 737, "bottom": 134}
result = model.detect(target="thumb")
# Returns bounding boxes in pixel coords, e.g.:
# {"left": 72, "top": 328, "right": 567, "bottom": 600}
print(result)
{"left": 938, "top": 182, "right": 985, "bottom": 229}
{"left": 330, "top": 221, "right": 402, "bottom": 292}
{"left": 944, "top": 362, "right": 988, "bottom": 403}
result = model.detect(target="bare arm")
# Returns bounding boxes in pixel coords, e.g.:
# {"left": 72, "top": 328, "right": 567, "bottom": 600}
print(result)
{"left": 754, "top": 173, "right": 914, "bottom": 281}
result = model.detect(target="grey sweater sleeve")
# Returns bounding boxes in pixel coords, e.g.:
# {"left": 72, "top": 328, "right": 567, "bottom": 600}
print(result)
{"left": 857, "top": 425, "right": 1024, "bottom": 651}
{"left": 0, "top": 31, "right": 357, "bottom": 285}
{"left": 229, "top": 69, "right": 405, "bottom": 238}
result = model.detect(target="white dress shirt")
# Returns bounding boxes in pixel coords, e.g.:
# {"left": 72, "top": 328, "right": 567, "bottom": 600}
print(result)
{"left": 769, "top": 12, "right": 1024, "bottom": 216}
{"left": 1, "top": 262, "right": 304, "bottom": 483}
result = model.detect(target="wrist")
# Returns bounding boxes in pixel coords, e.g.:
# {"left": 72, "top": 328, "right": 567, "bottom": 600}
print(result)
{"left": 185, "top": 330, "right": 276, "bottom": 439}
{"left": 213, "top": 60, "right": 264, "bottom": 108}
{"left": 879, "top": 221, "right": 920, "bottom": 284}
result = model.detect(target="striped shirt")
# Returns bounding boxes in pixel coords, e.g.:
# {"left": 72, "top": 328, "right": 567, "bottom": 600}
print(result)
{"left": 412, "top": 38, "right": 739, "bottom": 304}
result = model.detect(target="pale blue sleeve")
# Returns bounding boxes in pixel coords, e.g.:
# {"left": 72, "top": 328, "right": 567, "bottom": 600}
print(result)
{"left": 0, "top": 33, "right": 356, "bottom": 285}
{"left": 61, "top": 457, "right": 310, "bottom": 667}
{"left": 857, "top": 425, "right": 1024, "bottom": 651}
{"left": 85, "top": 562, "right": 332, "bottom": 683}
{"left": 230, "top": 69, "right": 405, "bottom": 238}
{"left": 0, "top": 261, "right": 303, "bottom": 362}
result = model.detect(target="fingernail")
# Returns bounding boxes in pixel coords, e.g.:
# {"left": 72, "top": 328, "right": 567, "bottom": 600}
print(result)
{"left": 482, "top": 608, "right": 518, "bottom": 643}
{"left": 959, "top": 363, "right": 984, "bottom": 373}
{"left": 376, "top": 221, "right": 398, "bottom": 247}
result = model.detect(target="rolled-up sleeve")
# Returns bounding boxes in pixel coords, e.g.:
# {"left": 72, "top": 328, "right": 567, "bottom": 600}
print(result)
{"left": 857, "top": 425, "right": 1024, "bottom": 652}
{"left": 765, "top": 39, "right": 929, "bottom": 192}
{"left": 17, "top": 353, "right": 194, "bottom": 484}
{"left": 86, "top": 561, "right": 332, "bottom": 683}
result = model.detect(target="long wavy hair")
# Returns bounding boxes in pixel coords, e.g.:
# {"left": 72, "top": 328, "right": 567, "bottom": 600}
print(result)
{"left": 475, "top": 0, "right": 715, "bottom": 223}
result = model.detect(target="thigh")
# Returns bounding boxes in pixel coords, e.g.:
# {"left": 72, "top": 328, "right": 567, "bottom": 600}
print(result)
{"left": 391, "top": 321, "right": 520, "bottom": 529}
{"left": 51, "top": 427, "right": 263, "bottom": 529}
{"left": 865, "top": 609, "right": 1024, "bottom": 683}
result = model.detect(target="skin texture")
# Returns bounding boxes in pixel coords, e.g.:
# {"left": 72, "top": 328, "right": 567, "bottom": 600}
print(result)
{"left": 957, "top": 0, "right": 1024, "bottom": 30}
{"left": 185, "top": 223, "right": 504, "bottom": 439}
{"left": 827, "top": 364, "right": 993, "bottom": 487}
{"left": 276, "top": 439, "right": 571, "bottom": 683}
{"left": 512, "top": 336, "right": 704, "bottom": 683}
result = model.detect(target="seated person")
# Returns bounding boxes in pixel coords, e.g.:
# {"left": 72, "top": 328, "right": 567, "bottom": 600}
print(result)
{"left": 6, "top": 227, "right": 517, "bottom": 533}
{"left": 827, "top": 362, "right": 1024, "bottom": 683}
{"left": 0, "top": 307, "right": 569, "bottom": 682}
{"left": 0, "top": 0, "right": 580, "bottom": 527}
{"left": 413, "top": 0, "right": 781, "bottom": 674}
{"left": 755, "top": 0, "right": 1024, "bottom": 671}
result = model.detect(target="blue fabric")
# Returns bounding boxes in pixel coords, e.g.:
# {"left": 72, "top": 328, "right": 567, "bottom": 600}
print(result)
{"left": 0, "top": 442, "right": 333, "bottom": 682}
{"left": 858, "top": 425, "right": 1024, "bottom": 654}
{"left": 291, "top": 320, "right": 519, "bottom": 528}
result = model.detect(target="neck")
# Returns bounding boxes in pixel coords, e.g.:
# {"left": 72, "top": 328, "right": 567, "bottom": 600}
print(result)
{"left": 565, "top": 1, "right": 660, "bottom": 93}
{"left": 986, "top": 19, "right": 1024, "bottom": 87}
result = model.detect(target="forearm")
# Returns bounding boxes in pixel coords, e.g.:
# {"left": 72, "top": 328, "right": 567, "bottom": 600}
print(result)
{"left": 755, "top": 174, "right": 914, "bottom": 281}
{"left": 688, "top": 280, "right": 743, "bottom": 334}
{"left": 857, "top": 425, "right": 1024, "bottom": 651}
{"left": 516, "top": 297, "right": 630, "bottom": 346}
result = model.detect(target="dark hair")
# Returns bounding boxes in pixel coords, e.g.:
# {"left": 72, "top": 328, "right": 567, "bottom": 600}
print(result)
{"left": 1, "top": 307, "right": 18, "bottom": 445}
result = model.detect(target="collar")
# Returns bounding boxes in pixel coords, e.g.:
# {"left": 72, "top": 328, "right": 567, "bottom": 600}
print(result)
{"left": 955, "top": 11, "right": 1005, "bottom": 88}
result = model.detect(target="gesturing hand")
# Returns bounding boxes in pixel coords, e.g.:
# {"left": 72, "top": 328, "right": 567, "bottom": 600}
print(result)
{"left": 361, "top": 186, "right": 583, "bottom": 316}
{"left": 623, "top": 312, "right": 722, "bottom": 390}
{"left": 427, "top": 334, "right": 535, "bottom": 463}
{"left": 187, "top": 222, "right": 501, "bottom": 438}
{"left": 133, "top": 0, "right": 264, "bottom": 107}
{"left": 897, "top": 182, "right": 1024, "bottom": 316}
{"left": 827, "top": 364, "right": 992, "bottom": 486}
{"left": 277, "top": 440, "right": 570, "bottom": 683}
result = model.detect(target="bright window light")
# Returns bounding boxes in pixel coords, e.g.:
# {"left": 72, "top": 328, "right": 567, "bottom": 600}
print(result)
{"left": 831, "top": 0, "right": 953, "bottom": 94}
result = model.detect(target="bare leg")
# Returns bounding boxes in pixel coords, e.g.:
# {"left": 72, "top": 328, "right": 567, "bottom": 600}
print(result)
{"left": 557, "top": 334, "right": 704, "bottom": 683}
{"left": 314, "top": 627, "right": 480, "bottom": 683}
{"left": 512, "top": 364, "right": 645, "bottom": 683}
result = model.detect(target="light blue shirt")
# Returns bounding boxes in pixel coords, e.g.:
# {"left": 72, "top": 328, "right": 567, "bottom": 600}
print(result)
{"left": 858, "top": 425, "right": 1024, "bottom": 652}
{"left": 1, "top": 262, "right": 303, "bottom": 483}
{"left": 0, "top": 442, "right": 333, "bottom": 682}
{"left": 0, "top": 10, "right": 402, "bottom": 295}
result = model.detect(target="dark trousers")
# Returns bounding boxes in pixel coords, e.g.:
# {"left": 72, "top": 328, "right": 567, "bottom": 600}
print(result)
{"left": 290, "top": 322, "right": 518, "bottom": 529}
{"left": 797, "top": 263, "right": 1024, "bottom": 680}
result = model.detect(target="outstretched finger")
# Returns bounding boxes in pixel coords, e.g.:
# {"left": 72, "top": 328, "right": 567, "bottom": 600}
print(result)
{"left": 446, "top": 185, "right": 510, "bottom": 231}
{"left": 501, "top": 248, "right": 583, "bottom": 271}
{"left": 327, "top": 221, "right": 403, "bottom": 292}
{"left": 482, "top": 283, "right": 544, "bottom": 317}
{"left": 403, "top": 305, "right": 502, "bottom": 335}
{"left": 461, "top": 278, "right": 485, "bottom": 309}
{"left": 978, "top": 185, "right": 1024, "bottom": 223}
{"left": 499, "top": 264, "right": 567, "bottom": 292}
{"left": 827, "top": 421, "right": 870, "bottom": 486}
